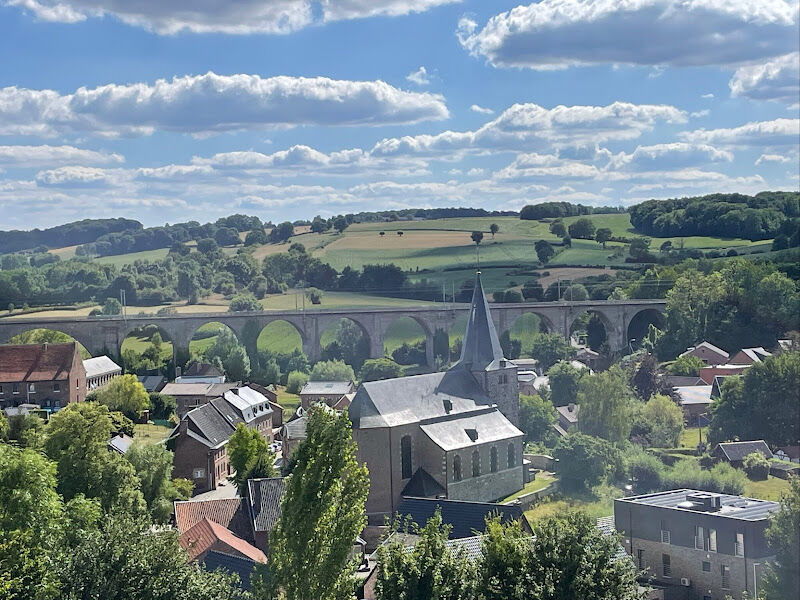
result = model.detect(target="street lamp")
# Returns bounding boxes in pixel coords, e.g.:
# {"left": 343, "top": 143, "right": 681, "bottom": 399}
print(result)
{"left": 753, "top": 562, "right": 760, "bottom": 599}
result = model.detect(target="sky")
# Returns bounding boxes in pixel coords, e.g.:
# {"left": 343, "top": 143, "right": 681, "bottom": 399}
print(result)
{"left": 0, "top": 0, "right": 798, "bottom": 229}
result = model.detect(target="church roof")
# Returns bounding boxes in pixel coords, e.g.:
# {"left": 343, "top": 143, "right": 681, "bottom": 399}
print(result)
{"left": 420, "top": 409, "right": 523, "bottom": 451}
{"left": 348, "top": 369, "right": 493, "bottom": 429}
{"left": 457, "top": 272, "right": 506, "bottom": 372}
{"left": 401, "top": 468, "right": 446, "bottom": 499}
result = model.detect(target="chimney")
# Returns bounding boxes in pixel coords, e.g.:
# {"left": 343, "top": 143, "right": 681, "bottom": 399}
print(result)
{"left": 176, "top": 366, "right": 182, "bottom": 378}
{"left": 568, "top": 403, "right": 575, "bottom": 412}
{"left": 43, "top": 342, "right": 48, "bottom": 352}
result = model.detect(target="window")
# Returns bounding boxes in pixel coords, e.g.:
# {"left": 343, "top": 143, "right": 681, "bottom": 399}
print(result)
{"left": 28, "top": 383, "right": 35, "bottom": 393}
{"left": 709, "top": 528, "right": 717, "bottom": 553}
{"left": 695, "top": 526, "right": 705, "bottom": 550}
{"left": 507, "top": 443, "right": 516, "bottom": 468}
{"left": 702, "top": 561, "right": 711, "bottom": 572}
{"left": 13, "top": 383, "right": 19, "bottom": 394}
{"left": 53, "top": 383, "right": 60, "bottom": 392}
{"left": 490, "top": 446, "right": 498, "bottom": 473}
{"left": 721, "top": 565, "right": 730, "bottom": 589}
{"left": 472, "top": 450, "right": 481, "bottom": 477}
{"left": 453, "top": 455, "right": 462, "bottom": 482}
{"left": 661, "top": 529, "right": 671, "bottom": 545}
{"left": 192, "top": 468, "right": 206, "bottom": 479}
{"left": 662, "top": 554, "right": 671, "bottom": 577}
{"left": 401, "top": 435, "right": 412, "bottom": 480}
{"left": 637, "top": 549, "right": 646, "bottom": 571}
{"left": 735, "top": 532, "right": 744, "bottom": 557}
{"left": 0, "top": 385, "right": 4, "bottom": 394}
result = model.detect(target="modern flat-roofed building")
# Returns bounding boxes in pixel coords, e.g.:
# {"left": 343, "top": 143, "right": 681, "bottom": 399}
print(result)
{"left": 614, "top": 490, "right": 779, "bottom": 600}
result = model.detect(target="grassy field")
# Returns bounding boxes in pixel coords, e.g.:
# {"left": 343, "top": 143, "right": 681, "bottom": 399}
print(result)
{"left": 94, "top": 248, "right": 170, "bottom": 267}
{"left": 274, "top": 385, "right": 301, "bottom": 419}
{"left": 524, "top": 483, "right": 624, "bottom": 522}
{"left": 500, "top": 471, "right": 556, "bottom": 503}
{"left": 678, "top": 426, "right": 709, "bottom": 449}
{"left": 121, "top": 332, "right": 173, "bottom": 361}
{"left": 257, "top": 320, "right": 304, "bottom": 354}
{"left": 746, "top": 476, "right": 790, "bottom": 501}
{"left": 260, "top": 290, "right": 437, "bottom": 311}
{"left": 134, "top": 423, "right": 173, "bottom": 444}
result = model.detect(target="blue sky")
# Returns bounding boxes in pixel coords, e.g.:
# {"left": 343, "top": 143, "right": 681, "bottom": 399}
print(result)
{"left": 0, "top": 0, "right": 797, "bottom": 228}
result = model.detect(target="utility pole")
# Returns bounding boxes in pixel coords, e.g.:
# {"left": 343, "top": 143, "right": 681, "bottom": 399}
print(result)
{"left": 120, "top": 289, "right": 127, "bottom": 321}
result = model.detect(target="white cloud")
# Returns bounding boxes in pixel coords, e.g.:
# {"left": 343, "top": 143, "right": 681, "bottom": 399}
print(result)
{"left": 729, "top": 52, "right": 800, "bottom": 104}
{"left": 607, "top": 142, "right": 733, "bottom": 171}
{"left": 492, "top": 153, "right": 601, "bottom": 181}
{"left": 755, "top": 153, "right": 792, "bottom": 164}
{"left": 469, "top": 104, "right": 494, "bottom": 115}
{"left": 701, "top": 93, "right": 715, "bottom": 99}
{"left": 0, "top": 72, "right": 449, "bottom": 137}
{"left": 371, "top": 101, "right": 686, "bottom": 158}
{"left": 7, "top": 0, "right": 458, "bottom": 34}
{"left": 690, "top": 109, "right": 711, "bottom": 118}
{"left": 679, "top": 118, "right": 800, "bottom": 147}
{"left": 0, "top": 144, "right": 124, "bottom": 167}
{"left": 406, "top": 66, "right": 431, "bottom": 86}
{"left": 35, "top": 165, "right": 123, "bottom": 188}
{"left": 458, "top": 0, "right": 798, "bottom": 69}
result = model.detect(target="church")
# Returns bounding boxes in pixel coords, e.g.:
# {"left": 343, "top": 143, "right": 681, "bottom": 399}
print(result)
{"left": 349, "top": 273, "right": 525, "bottom": 520}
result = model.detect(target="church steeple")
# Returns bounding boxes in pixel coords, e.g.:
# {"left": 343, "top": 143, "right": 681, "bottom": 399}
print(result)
{"left": 458, "top": 271, "right": 505, "bottom": 371}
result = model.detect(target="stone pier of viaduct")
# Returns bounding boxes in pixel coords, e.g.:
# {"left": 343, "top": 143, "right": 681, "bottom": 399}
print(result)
{"left": 0, "top": 300, "right": 665, "bottom": 367}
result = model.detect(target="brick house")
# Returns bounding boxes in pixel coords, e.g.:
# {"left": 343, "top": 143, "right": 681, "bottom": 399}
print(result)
{"left": 0, "top": 342, "right": 86, "bottom": 411}
{"left": 729, "top": 348, "right": 771, "bottom": 366}
{"left": 169, "top": 385, "right": 274, "bottom": 494}
{"left": 614, "top": 490, "right": 779, "bottom": 600}
{"left": 679, "top": 343, "right": 730, "bottom": 366}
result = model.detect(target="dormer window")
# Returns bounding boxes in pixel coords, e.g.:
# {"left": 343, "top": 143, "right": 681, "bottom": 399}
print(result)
{"left": 465, "top": 428, "right": 478, "bottom": 442}
{"left": 443, "top": 399, "right": 452, "bottom": 414}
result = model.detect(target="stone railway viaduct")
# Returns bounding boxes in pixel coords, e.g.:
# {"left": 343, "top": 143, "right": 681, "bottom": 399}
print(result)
{"left": 0, "top": 300, "right": 665, "bottom": 367}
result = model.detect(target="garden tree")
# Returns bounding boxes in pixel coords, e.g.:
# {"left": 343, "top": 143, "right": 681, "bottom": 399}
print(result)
{"left": 203, "top": 327, "right": 251, "bottom": 382}
{"left": 519, "top": 394, "right": 557, "bottom": 444}
{"left": 529, "top": 333, "right": 576, "bottom": 371}
{"left": 102, "top": 297, "right": 122, "bottom": 315}
{"left": 359, "top": 358, "right": 403, "bottom": 382}
{"left": 228, "top": 292, "right": 262, "bottom": 312}
{"left": 149, "top": 392, "right": 176, "bottom": 420}
{"left": 245, "top": 227, "right": 268, "bottom": 246}
{"left": 742, "top": 452, "right": 770, "bottom": 480}
{"left": 631, "top": 353, "right": 658, "bottom": 401}
{"left": 286, "top": 370, "right": 309, "bottom": 394}
{"left": 535, "top": 240, "right": 555, "bottom": 264}
{"left": 268, "top": 407, "right": 369, "bottom": 600}
{"left": 471, "top": 230, "right": 484, "bottom": 246}
{"left": 476, "top": 517, "right": 536, "bottom": 600}
{"left": 761, "top": 477, "right": 800, "bottom": 600}
{"left": 628, "top": 237, "right": 651, "bottom": 260}
{"left": 595, "top": 227, "right": 612, "bottom": 249}
{"left": 227, "top": 424, "right": 276, "bottom": 494}
{"left": 44, "top": 403, "right": 146, "bottom": 515}
{"left": 567, "top": 218, "right": 596, "bottom": 240}
{"left": 553, "top": 432, "right": 621, "bottom": 490}
{"left": 375, "top": 511, "right": 475, "bottom": 600}
{"left": 306, "top": 287, "right": 324, "bottom": 304}
{"left": 578, "top": 366, "right": 637, "bottom": 444}
{"left": 709, "top": 352, "right": 800, "bottom": 447}
{"left": 125, "top": 442, "right": 191, "bottom": 523}
{"left": 333, "top": 216, "right": 349, "bottom": 233}
{"left": 549, "top": 220, "right": 567, "bottom": 237}
{"left": 321, "top": 320, "right": 370, "bottom": 371}
{"left": 108, "top": 411, "right": 135, "bottom": 437}
{"left": 667, "top": 354, "right": 705, "bottom": 376}
{"left": 93, "top": 374, "right": 150, "bottom": 420}
{"left": 499, "top": 330, "right": 522, "bottom": 359}
{"left": 640, "top": 394, "right": 684, "bottom": 448}
{"left": 59, "top": 514, "right": 246, "bottom": 600}
{"left": 490, "top": 223, "right": 499, "bottom": 238}
{"left": 0, "top": 413, "right": 6, "bottom": 441}
{"left": 5, "top": 413, "right": 44, "bottom": 448}
{"left": 586, "top": 314, "right": 607, "bottom": 351}
{"left": 548, "top": 361, "right": 584, "bottom": 407}
{"left": 562, "top": 283, "right": 588, "bottom": 301}
{"left": 528, "top": 512, "right": 641, "bottom": 600}
{"left": 625, "top": 449, "right": 665, "bottom": 493}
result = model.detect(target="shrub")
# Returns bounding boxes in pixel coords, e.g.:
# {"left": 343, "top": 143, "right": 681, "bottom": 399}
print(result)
{"left": 668, "top": 355, "right": 705, "bottom": 377}
{"left": 742, "top": 452, "right": 770, "bottom": 480}
{"left": 665, "top": 459, "right": 747, "bottom": 495}
{"left": 626, "top": 450, "right": 665, "bottom": 493}
{"left": 228, "top": 292, "right": 262, "bottom": 312}
{"left": 286, "top": 371, "right": 310, "bottom": 394}
{"left": 553, "top": 432, "right": 621, "bottom": 491}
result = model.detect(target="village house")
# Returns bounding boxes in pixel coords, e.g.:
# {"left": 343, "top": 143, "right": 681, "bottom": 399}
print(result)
{"left": 555, "top": 403, "right": 580, "bottom": 435}
{"left": 161, "top": 380, "right": 239, "bottom": 417}
{"left": 349, "top": 273, "right": 524, "bottom": 521}
{"left": 679, "top": 342, "right": 730, "bottom": 366}
{"left": 712, "top": 441, "right": 773, "bottom": 468}
{"left": 674, "top": 385, "right": 713, "bottom": 426}
{"left": 176, "top": 361, "right": 226, "bottom": 384}
{"left": 615, "top": 490, "right": 779, "bottom": 600}
{"left": 0, "top": 342, "right": 86, "bottom": 411}
{"left": 299, "top": 380, "right": 356, "bottom": 410}
{"left": 729, "top": 347, "right": 771, "bottom": 366}
{"left": 83, "top": 355, "right": 122, "bottom": 391}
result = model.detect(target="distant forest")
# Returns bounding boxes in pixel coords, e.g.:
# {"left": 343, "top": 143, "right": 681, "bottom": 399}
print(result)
{"left": 0, "top": 218, "right": 141, "bottom": 254}
{"left": 629, "top": 191, "right": 800, "bottom": 241}
{"left": 519, "top": 202, "right": 626, "bottom": 220}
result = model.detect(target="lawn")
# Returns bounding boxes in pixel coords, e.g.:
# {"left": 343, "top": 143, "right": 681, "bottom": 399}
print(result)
{"left": 383, "top": 316, "right": 427, "bottom": 355}
{"left": 500, "top": 471, "right": 556, "bottom": 503}
{"left": 121, "top": 333, "right": 173, "bottom": 361}
{"left": 260, "top": 290, "right": 437, "bottom": 311}
{"left": 274, "top": 386, "right": 301, "bottom": 419}
{"left": 134, "top": 423, "right": 173, "bottom": 444}
{"left": 746, "top": 476, "right": 790, "bottom": 501}
{"left": 188, "top": 322, "right": 231, "bottom": 357}
{"left": 524, "top": 482, "right": 624, "bottom": 523}
{"left": 94, "top": 248, "right": 170, "bottom": 267}
{"left": 257, "top": 319, "right": 305, "bottom": 354}
{"left": 679, "top": 426, "right": 709, "bottom": 449}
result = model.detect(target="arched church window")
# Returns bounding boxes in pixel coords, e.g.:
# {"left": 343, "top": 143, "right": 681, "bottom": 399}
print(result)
{"left": 490, "top": 446, "right": 498, "bottom": 473}
{"left": 472, "top": 449, "right": 481, "bottom": 477}
{"left": 508, "top": 443, "right": 516, "bottom": 468}
{"left": 453, "top": 455, "right": 462, "bottom": 482}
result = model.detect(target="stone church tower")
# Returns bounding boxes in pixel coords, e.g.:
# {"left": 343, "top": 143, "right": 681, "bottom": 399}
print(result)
{"left": 452, "top": 272, "right": 520, "bottom": 425}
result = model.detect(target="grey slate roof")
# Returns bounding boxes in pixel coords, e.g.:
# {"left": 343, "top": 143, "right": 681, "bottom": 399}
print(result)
{"left": 185, "top": 362, "right": 224, "bottom": 378}
{"left": 83, "top": 356, "right": 121, "bottom": 378}
{"left": 663, "top": 375, "right": 705, "bottom": 388}
{"left": 401, "top": 468, "right": 446, "bottom": 498}
{"left": 349, "top": 369, "right": 493, "bottom": 429}
{"left": 247, "top": 477, "right": 286, "bottom": 533}
{"left": 674, "top": 385, "right": 712, "bottom": 405}
{"left": 210, "top": 397, "right": 245, "bottom": 429}
{"left": 107, "top": 434, "right": 134, "bottom": 454}
{"left": 137, "top": 374, "right": 166, "bottom": 392}
{"left": 300, "top": 380, "right": 354, "bottom": 396}
{"left": 284, "top": 415, "right": 307, "bottom": 440}
{"left": 420, "top": 409, "right": 523, "bottom": 451}
{"left": 456, "top": 272, "right": 506, "bottom": 371}
{"left": 202, "top": 551, "right": 257, "bottom": 590}
{"left": 617, "top": 489, "right": 779, "bottom": 521}
{"left": 186, "top": 402, "right": 236, "bottom": 448}
{"left": 714, "top": 440, "right": 773, "bottom": 462}
{"left": 396, "top": 497, "right": 525, "bottom": 539}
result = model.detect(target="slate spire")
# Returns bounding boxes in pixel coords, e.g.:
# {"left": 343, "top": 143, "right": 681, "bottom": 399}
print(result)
{"left": 457, "top": 271, "right": 505, "bottom": 370}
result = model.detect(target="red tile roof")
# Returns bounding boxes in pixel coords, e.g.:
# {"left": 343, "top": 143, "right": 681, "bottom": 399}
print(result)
{"left": 179, "top": 518, "right": 266, "bottom": 563}
{"left": 174, "top": 498, "right": 252, "bottom": 540}
{"left": 0, "top": 343, "right": 80, "bottom": 382}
